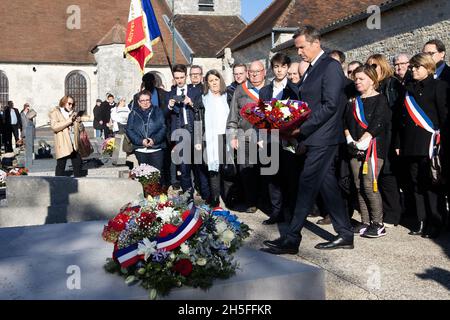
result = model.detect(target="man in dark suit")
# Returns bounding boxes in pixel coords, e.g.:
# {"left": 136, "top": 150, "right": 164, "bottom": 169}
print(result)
{"left": 0, "top": 102, "right": 14, "bottom": 152}
{"left": 259, "top": 53, "right": 291, "bottom": 225}
{"left": 263, "top": 25, "right": 354, "bottom": 254}
{"left": 168, "top": 64, "right": 208, "bottom": 200}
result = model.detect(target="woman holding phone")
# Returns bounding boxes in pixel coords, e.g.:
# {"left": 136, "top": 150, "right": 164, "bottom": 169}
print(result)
{"left": 49, "top": 95, "right": 83, "bottom": 177}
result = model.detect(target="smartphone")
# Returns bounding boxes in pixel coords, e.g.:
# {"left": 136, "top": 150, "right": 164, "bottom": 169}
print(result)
{"left": 76, "top": 110, "right": 85, "bottom": 117}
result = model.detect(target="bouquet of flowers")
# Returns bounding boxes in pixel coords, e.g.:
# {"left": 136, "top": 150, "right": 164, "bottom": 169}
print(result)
{"left": 129, "top": 164, "right": 165, "bottom": 197}
{"left": 0, "top": 169, "right": 6, "bottom": 187}
{"left": 102, "top": 137, "right": 116, "bottom": 156}
{"left": 7, "top": 167, "right": 29, "bottom": 176}
{"left": 240, "top": 98, "right": 311, "bottom": 132}
{"left": 102, "top": 194, "right": 250, "bottom": 299}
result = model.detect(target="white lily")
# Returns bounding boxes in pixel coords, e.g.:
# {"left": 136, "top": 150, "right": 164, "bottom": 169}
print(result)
{"left": 157, "top": 206, "right": 178, "bottom": 223}
{"left": 137, "top": 238, "right": 157, "bottom": 261}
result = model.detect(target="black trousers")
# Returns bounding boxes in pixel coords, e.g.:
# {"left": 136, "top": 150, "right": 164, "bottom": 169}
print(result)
{"left": 379, "top": 172, "right": 403, "bottom": 225}
{"left": 1, "top": 131, "right": 13, "bottom": 152}
{"left": 286, "top": 145, "right": 354, "bottom": 246}
{"left": 208, "top": 171, "right": 221, "bottom": 202}
{"left": 406, "top": 156, "right": 442, "bottom": 229}
{"left": 55, "top": 151, "right": 82, "bottom": 177}
{"left": 135, "top": 150, "right": 164, "bottom": 172}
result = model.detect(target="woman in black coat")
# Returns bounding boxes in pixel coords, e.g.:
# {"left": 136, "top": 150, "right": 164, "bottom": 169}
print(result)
{"left": 366, "top": 54, "right": 404, "bottom": 227}
{"left": 399, "top": 53, "right": 448, "bottom": 238}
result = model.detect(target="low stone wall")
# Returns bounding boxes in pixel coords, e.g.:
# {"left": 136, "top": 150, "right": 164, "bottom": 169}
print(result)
{"left": 0, "top": 176, "right": 143, "bottom": 228}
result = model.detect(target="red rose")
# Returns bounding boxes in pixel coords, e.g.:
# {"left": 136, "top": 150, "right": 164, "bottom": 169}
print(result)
{"left": 173, "top": 259, "right": 193, "bottom": 277}
{"left": 158, "top": 224, "right": 178, "bottom": 238}
{"left": 109, "top": 213, "right": 130, "bottom": 231}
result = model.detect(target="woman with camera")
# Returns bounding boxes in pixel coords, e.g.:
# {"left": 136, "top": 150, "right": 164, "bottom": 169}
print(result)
{"left": 49, "top": 95, "right": 83, "bottom": 177}
{"left": 344, "top": 65, "right": 390, "bottom": 238}
{"left": 126, "top": 90, "right": 167, "bottom": 175}
{"left": 398, "top": 53, "right": 448, "bottom": 239}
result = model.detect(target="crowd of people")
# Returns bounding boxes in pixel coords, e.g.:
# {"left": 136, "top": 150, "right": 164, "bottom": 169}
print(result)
{"left": 48, "top": 25, "right": 449, "bottom": 252}
{"left": 0, "top": 101, "right": 37, "bottom": 153}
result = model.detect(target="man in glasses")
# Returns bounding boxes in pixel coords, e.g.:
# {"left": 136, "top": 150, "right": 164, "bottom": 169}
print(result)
{"left": 393, "top": 53, "right": 411, "bottom": 84}
{"left": 226, "top": 63, "right": 248, "bottom": 105}
{"left": 189, "top": 65, "right": 204, "bottom": 89}
{"left": 227, "top": 60, "right": 268, "bottom": 214}
{"left": 423, "top": 39, "right": 450, "bottom": 84}
{"left": 423, "top": 40, "right": 450, "bottom": 229}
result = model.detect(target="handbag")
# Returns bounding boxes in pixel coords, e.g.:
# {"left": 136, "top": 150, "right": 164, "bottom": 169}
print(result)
{"left": 77, "top": 124, "right": 94, "bottom": 158}
{"left": 26, "top": 109, "right": 37, "bottom": 120}
{"left": 122, "top": 133, "right": 134, "bottom": 154}
{"left": 430, "top": 144, "right": 442, "bottom": 185}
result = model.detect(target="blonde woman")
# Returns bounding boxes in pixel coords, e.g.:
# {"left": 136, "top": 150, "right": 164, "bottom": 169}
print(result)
{"left": 400, "top": 53, "right": 448, "bottom": 239}
{"left": 49, "top": 95, "right": 83, "bottom": 177}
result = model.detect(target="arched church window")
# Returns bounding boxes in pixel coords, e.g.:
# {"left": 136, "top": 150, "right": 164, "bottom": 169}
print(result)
{"left": 199, "top": 0, "right": 214, "bottom": 11}
{"left": 0, "top": 71, "right": 9, "bottom": 107}
{"left": 65, "top": 71, "right": 87, "bottom": 112}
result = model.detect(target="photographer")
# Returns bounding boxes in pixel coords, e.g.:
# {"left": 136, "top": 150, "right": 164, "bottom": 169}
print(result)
{"left": 167, "top": 64, "right": 208, "bottom": 200}
{"left": 49, "top": 95, "right": 83, "bottom": 177}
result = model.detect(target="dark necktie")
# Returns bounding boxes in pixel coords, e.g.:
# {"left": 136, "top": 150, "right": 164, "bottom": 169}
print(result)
{"left": 180, "top": 88, "right": 188, "bottom": 126}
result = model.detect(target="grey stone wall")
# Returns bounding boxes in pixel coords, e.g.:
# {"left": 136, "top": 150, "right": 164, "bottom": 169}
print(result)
{"left": 94, "top": 44, "right": 142, "bottom": 102}
{"left": 322, "top": 0, "right": 450, "bottom": 64}
{"left": 167, "top": 0, "right": 241, "bottom": 16}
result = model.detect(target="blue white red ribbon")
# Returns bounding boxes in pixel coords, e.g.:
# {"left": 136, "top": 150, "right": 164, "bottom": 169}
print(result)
{"left": 353, "top": 97, "right": 379, "bottom": 192}
{"left": 404, "top": 92, "right": 440, "bottom": 159}
{"left": 242, "top": 81, "right": 260, "bottom": 103}
{"left": 113, "top": 206, "right": 203, "bottom": 268}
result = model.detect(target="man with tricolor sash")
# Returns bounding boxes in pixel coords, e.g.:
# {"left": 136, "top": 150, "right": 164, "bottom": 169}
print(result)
{"left": 226, "top": 60, "right": 269, "bottom": 214}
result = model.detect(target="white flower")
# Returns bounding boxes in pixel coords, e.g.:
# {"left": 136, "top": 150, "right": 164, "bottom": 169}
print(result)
{"left": 197, "top": 258, "right": 207, "bottom": 266}
{"left": 215, "top": 221, "right": 228, "bottom": 234}
{"left": 180, "top": 243, "right": 190, "bottom": 255}
{"left": 220, "top": 229, "right": 235, "bottom": 247}
{"left": 280, "top": 107, "right": 291, "bottom": 118}
{"left": 157, "top": 206, "right": 178, "bottom": 223}
{"left": 137, "top": 238, "right": 157, "bottom": 261}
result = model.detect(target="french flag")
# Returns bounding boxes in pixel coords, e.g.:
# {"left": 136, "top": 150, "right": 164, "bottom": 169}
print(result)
{"left": 124, "top": 0, "right": 161, "bottom": 72}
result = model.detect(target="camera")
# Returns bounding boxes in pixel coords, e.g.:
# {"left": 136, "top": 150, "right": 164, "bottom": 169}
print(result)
{"left": 172, "top": 94, "right": 185, "bottom": 103}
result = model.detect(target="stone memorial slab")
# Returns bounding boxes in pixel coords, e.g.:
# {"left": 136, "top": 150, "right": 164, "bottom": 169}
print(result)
{"left": 0, "top": 220, "right": 325, "bottom": 300}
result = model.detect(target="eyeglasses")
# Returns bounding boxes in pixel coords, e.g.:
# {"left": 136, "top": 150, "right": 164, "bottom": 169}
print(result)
{"left": 67, "top": 102, "right": 74, "bottom": 106}
{"left": 347, "top": 70, "right": 356, "bottom": 75}
{"left": 394, "top": 62, "right": 409, "bottom": 67}
{"left": 249, "top": 69, "right": 263, "bottom": 75}
{"left": 408, "top": 64, "right": 422, "bottom": 70}
{"left": 424, "top": 51, "right": 438, "bottom": 56}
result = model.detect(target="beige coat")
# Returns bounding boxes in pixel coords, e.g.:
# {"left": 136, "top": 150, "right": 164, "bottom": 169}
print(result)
{"left": 49, "top": 107, "right": 80, "bottom": 159}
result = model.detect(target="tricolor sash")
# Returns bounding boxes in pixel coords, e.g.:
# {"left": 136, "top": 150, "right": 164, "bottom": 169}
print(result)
{"left": 353, "top": 96, "right": 379, "bottom": 192}
{"left": 404, "top": 92, "right": 440, "bottom": 159}
{"left": 242, "top": 81, "right": 260, "bottom": 103}
{"left": 113, "top": 206, "right": 203, "bottom": 268}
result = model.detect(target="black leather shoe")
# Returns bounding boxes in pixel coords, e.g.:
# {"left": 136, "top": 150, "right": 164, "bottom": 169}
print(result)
{"left": 421, "top": 226, "right": 441, "bottom": 239}
{"left": 246, "top": 206, "right": 257, "bottom": 213}
{"left": 260, "top": 241, "right": 299, "bottom": 255}
{"left": 314, "top": 237, "right": 354, "bottom": 250}
{"left": 317, "top": 215, "right": 331, "bottom": 225}
{"left": 263, "top": 237, "right": 285, "bottom": 248}
{"left": 262, "top": 216, "right": 283, "bottom": 225}
{"left": 260, "top": 247, "right": 298, "bottom": 254}
{"left": 408, "top": 221, "right": 424, "bottom": 236}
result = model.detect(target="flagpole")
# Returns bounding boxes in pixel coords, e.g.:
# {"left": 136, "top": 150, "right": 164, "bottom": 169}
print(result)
{"left": 159, "top": 35, "right": 174, "bottom": 77}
